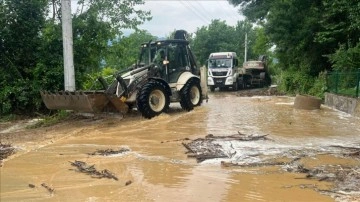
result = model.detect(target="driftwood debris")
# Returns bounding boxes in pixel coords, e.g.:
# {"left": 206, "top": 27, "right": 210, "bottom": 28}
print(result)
{"left": 0, "top": 142, "right": 15, "bottom": 161}
{"left": 221, "top": 157, "right": 302, "bottom": 168}
{"left": 292, "top": 164, "right": 360, "bottom": 193}
{"left": 41, "top": 183, "right": 54, "bottom": 194}
{"left": 161, "top": 138, "right": 190, "bottom": 143}
{"left": 221, "top": 161, "right": 286, "bottom": 168}
{"left": 330, "top": 145, "right": 360, "bottom": 158}
{"left": 88, "top": 148, "right": 129, "bottom": 156}
{"left": 182, "top": 132, "right": 271, "bottom": 163}
{"left": 182, "top": 139, "right": 227, "bottom": 163}
{"left": 205, "top": 132, "right": 271, "bottom": 141}
{"left": 69, "top": 160, "right": 118, "bottom": 181}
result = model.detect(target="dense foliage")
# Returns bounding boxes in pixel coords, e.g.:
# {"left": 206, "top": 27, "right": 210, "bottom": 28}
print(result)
{"left": 1, "top": 0, "right": 48, "bottom": 115}
{"left": 228, "top": 0, "right": 360, "bottom": 96}
{"left": 0, "top": 0, "right": 151, "bottom": 116}
{"left": 191, "top": 19, "right": 258, "bottom": 66}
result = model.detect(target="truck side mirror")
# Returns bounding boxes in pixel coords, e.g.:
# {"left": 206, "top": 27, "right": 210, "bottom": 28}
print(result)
{"left": 234, "top": 59, "right": 238, "bottom": 66}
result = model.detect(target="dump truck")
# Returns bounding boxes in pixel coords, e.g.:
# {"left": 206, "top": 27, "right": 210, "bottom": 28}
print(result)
{"left": 207, "top": 52, "right": 240, "bottom": 92}
{"left": 238, "top": 55, "right": 271, "bottom": 88}
{"left": 41, "top": 30, "right": 208, "bottom": 119}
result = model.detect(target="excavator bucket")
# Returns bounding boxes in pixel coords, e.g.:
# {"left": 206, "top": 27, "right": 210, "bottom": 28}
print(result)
{"left": 40, "top": 91, "right": 128, "bottom": 114}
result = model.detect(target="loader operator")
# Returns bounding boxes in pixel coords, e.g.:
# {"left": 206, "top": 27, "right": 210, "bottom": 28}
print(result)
{"left": 153, "top": 49, "right": 167, "bottom": 78}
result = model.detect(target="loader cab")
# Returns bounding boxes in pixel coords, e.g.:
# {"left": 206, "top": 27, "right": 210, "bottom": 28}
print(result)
{"left": 138, "top": 43, "right": 157, "bottom": 67}
{"left": 140, "top": 40, "right": 198, "bottom": 83}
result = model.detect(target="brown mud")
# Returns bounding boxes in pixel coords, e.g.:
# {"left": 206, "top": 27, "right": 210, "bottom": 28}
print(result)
{"left": 183, "top": 133, "right": 360, "bottom": 200}
{"left": 0, "top": 89, "right": 359, "bottom": 202}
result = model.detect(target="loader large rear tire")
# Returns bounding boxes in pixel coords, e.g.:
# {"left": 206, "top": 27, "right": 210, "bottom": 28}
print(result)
{"left": 136, "top": 80, "right": 170, "bottom": 119}
{"left": 180, "top": 79, "right": 202, "bottom": 111}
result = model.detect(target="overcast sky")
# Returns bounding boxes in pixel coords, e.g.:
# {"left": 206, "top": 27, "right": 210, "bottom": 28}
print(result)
{"left": 135, "top": 1, "right": 244, "bottom": 37}
{"left": 70, "top": 0, "right": 243, "bottom": 37}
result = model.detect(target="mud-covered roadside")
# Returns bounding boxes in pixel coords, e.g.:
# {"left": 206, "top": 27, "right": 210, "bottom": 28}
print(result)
{"left": 0, "top": 142, "right": 15, "bottom": 166}
{"left": 236, "top": 86, "right": 286, "bottom": 97}
{"left": 0, "top": 113, "right": 123, "bottom": 166}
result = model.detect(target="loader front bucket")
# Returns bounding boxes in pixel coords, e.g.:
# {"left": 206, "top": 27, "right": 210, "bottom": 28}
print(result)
{"left": 40, "top": 91, "right": 111, "bottom": 113}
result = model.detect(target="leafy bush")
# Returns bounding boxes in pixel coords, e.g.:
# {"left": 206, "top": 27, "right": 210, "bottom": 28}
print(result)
{"left": 308, "top": 71, "right": 327, "bottom": 99}
{"left": 277, "top": 68, "right": 314, "bottom": 95}
{"left": 328, "top": 43, "right": 360, "bottom": 72}
{"left": 0, "top": 79, "right": 43, "bottom": 115}
{"left": 82, "top": 67, "right": 117, "bottom": 90}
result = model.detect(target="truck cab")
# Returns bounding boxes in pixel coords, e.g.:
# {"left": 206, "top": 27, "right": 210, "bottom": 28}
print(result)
{"left": 207, "top": 52, "right": 239, "bottom": 91}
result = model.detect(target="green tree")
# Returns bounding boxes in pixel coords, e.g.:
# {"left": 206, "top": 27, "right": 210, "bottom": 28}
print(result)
{"left": 228, "top": 0, "right": 360, "bottom": 97}
{"left": 105, "top": 31, "right": 155, "bottom": 70}
{"left": 234, "top": 20, "right": 257, "bottom": 64}
{"left": 252, "top": 27, "right": 271, "bottom": 57}
{"left": 0, "top": 0, "right": 152, "bottom": 116}
{"left": 191, "top": 19, "right": 258, "bottom": 66}
{"left": 192, "top": 20, "right": 239, "bottom": 65}
{"left": 0, "top": 0, "right": 48, "bottom": 115}
{"left": 316, "top": 0, "right": 360, "bottom": 72}
{"left": 47, "top": 0, "right": 152, "bottom": 88}
{"left": 228, "top": 0, "right": 271, "bottom": 23}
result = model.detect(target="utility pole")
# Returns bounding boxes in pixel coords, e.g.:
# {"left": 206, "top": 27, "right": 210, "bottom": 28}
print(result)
{"left": 61, "top": 0, "right": 75, "bottom": 91}
{"left": 244, "top": 33, "right": 248, "bottom": 63}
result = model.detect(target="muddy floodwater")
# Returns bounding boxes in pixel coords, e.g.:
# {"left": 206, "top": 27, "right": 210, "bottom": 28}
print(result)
{"left": 1, "top": 91, "right": 360, "bottom": 202}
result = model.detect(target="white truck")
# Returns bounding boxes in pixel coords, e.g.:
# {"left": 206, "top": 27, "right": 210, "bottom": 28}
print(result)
{"left": 207, "top": 52, "right": 240, "bottom": 92}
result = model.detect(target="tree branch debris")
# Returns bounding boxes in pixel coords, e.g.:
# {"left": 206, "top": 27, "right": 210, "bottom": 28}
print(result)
{"left": 182, "top": 132, "right": 271, "bottom": 163}
{"left": 0, "top": 142, "right": 15, "bottom": 161}
{"left": 69, "top": 160, "right": 118, "bottom": 181}
{"left": 41, "top": 183, "right": 54, "bottom": 194}
{"left": 88, "top": 148, "right": 129, "bottom": 156}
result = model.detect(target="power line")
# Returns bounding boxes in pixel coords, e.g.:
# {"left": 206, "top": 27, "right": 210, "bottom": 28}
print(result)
{"left": 179, "top": 0, "right": 210, "bottom": 25}
{"left": 215, "top": 1, "right": 240, "bottom": 23}
{"left": 191, "top": 1, "right": 213, "bottom": 22}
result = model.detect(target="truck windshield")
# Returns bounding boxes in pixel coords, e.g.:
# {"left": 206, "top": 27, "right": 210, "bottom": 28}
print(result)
{"left": 208, "top": 59, "right": 232, "bottom": 68}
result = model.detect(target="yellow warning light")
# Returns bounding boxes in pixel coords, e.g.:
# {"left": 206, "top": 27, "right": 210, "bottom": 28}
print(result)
{"left": 120, "top": 96, "right": 127, "bottom": 102}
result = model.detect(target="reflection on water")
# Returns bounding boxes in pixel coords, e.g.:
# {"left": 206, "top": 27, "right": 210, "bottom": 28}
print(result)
{"left": 1, "top": 92, "right": 359, "bottom": 201}
{"left": 224, "top": 170, "right": 334, "bottom": 202}
{"left": 207, "top": 94, "right": 360, "bottom": 138}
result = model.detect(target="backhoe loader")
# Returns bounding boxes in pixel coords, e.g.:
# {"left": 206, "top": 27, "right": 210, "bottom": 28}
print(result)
{"left": 41, "top": 30, "right": 208, "bottom": 119}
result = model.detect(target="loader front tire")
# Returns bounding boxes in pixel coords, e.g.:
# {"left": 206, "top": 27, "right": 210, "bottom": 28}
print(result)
{"left": 180, "top": 79, "right": 202, "bottom": 111}
{"left": 136, "top": 80, "right": 170, "bottom": 119}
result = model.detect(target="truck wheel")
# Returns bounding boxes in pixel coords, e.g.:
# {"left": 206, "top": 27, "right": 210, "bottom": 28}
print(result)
{"left": 136, "top": 80, "right": 170, "bottom": 119}
{"left": 233, "top": 81, "right": 239, "bottom": 91}
{"left": 210, "top": 86, "right": 215, "bottom": 92}
{"left": 180, "top": 79, "right": 202, "bottom": 111}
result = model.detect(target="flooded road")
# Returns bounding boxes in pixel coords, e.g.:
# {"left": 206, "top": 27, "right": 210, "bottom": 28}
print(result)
{"left": 1, "top": 91, "right": 360, "bottom": 201}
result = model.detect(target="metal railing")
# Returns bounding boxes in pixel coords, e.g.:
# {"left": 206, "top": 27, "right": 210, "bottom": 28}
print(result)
{"left": 326, "top": 69, "right": 360, "bottom": 98}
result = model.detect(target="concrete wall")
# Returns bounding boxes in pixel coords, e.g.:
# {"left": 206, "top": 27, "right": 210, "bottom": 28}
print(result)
{"left": 325, "top": 93, "right": 360, "bottom": 117}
